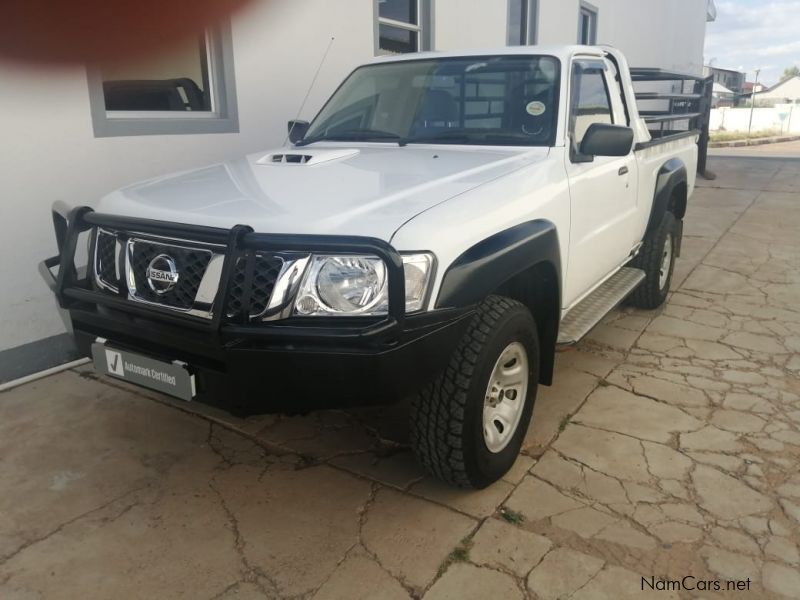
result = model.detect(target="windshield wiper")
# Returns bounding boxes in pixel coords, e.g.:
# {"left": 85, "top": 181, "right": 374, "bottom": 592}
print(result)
{"left": 399, "top": 131, "right": 472, "bottom": 146}
{"left": 400, "top": 131, "right": 542, "bottom": 146}
{"left": 296, "top": 129, "right": 402, "bottom": 146}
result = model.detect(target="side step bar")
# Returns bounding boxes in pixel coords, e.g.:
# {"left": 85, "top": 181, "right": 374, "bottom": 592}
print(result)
{"left": 557, "top": 267, "right": 646, "bottom": 346}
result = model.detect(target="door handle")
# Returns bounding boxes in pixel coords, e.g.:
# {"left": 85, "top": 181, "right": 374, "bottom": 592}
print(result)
{"left": 618, "top": 166, "right": 629, "bottom": 176}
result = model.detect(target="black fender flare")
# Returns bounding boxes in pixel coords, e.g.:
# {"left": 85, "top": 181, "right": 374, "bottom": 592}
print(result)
{"left": 435, "top": 220, "right": 560, "bottom": 309}
{"left": 646, "top": 158, "right": 687, "bottom": 233}
{"left": 435, "top": 220, "right": 561, "bottom": 385}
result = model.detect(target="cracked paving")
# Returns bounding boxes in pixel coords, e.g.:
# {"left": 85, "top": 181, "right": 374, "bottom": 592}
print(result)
{"left": 1, "top": 154, "right": 800, "bottom": 599}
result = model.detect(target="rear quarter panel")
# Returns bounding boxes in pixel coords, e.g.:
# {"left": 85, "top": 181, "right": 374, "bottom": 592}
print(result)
{"left": 633, "top": 136, "right": 698, "bottom": 238}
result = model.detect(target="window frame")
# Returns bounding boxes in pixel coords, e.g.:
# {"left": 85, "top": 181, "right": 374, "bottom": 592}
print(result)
{"left": 578, "top": 1, "right": 599, "bottom": 45}
{"left": 87, "top": 22, "right": 238, "bottom": 137}
{"left": 374, "top": 0, "right": 433, "bottom": 55}
{"left": 568, "top": 58, "right": 615, "bottom": 161}
{"left": 603, "top": 58, "right": 629, "bottom": 126}
{"left": 507, "top": 0, "right": 539, "bottom": 46}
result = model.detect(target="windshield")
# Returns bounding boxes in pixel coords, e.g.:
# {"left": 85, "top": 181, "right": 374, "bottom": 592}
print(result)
{"left": 301, "top": 55, "right": 560, "bottom": 147}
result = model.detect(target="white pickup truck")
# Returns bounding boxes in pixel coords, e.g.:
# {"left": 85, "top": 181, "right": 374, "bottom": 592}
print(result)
{"left": 43, "top": 45, "right": 703, "bottom": 488}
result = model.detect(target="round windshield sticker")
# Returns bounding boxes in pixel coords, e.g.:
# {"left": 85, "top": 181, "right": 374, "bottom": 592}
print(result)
{"left": 526, "top": 101, "right": 546, "bottom": 116}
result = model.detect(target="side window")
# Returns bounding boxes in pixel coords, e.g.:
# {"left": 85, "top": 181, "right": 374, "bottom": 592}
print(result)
{"left": 578, "top": 2, "right": 598, "bottom": 45}
{"left": 570, "top": 60, "right": 614, "bottom": 147}
{"left": 507, "top": 0, "right": 539, "bottom": 46}
{"left": 375, "top": 0, "right": 432, "bottom": 54}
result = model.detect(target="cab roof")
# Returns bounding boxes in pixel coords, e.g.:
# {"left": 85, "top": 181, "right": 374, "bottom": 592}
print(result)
{"left": 368, "top": 45, "right": 608, "bottom": 65}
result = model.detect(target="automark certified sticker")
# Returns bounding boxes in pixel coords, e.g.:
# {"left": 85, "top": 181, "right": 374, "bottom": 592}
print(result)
{"left": 91, "top": 342, "right": 195, "bottom": 401}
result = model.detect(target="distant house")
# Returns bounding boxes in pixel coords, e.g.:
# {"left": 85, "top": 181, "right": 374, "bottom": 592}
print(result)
{"left": 755, "top": 76, "right": 800, "bottom": 105}
{"left": 742, "top": 81, "right": 767, "bottom": 95}
{"left": 711, "top": 82, "right": 735, "bottom": 107}
{"left": 703, "top": 65, "right": 746, "bottom": 99}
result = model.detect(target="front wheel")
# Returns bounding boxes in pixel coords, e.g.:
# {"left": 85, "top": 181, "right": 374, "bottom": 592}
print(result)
{"left": 410, "top": 295, "right": 539, "bottom": 489}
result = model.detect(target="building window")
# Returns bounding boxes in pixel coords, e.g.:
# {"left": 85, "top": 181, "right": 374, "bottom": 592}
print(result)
{"left": 507, "top": 0, "right": 538, "bottom": 45}
{"left": 375, "top": 0, "right": 431, "bottom": 54}
{"left": 578, "top": 2, "right": 598, "bottom": 45}
{"left": 87, "top": 23, "right": 238, "bottom": 137}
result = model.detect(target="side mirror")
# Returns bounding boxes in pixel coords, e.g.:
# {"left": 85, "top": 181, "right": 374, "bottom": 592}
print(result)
{"left": 579, "top": 123, "right": 634, "bottom": 158}
{"left": 287, "top": 120, "right": 309, "bottom": 144}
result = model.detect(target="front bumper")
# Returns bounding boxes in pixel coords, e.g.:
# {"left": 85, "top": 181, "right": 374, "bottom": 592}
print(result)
{"left": 41, "top": 207, "right": 472, "bottom": 414}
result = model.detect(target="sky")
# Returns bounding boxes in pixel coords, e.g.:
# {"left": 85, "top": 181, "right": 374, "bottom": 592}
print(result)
{"left": 704, "top": 0, "right": 800, "bottom": 86}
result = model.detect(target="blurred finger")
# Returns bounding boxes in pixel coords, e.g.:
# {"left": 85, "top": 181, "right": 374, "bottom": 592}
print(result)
{"left": 0, "top": 0, "right": 252, "bottom": 65}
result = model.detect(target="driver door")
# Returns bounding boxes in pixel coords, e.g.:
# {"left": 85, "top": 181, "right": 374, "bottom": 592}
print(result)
{"left": 563, "top": 58, "right": 638, "bottom": 308}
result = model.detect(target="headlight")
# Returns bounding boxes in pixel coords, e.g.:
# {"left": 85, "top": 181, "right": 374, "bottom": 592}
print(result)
{"left": 293, "top": 253, "right": 433, "bottom": 316}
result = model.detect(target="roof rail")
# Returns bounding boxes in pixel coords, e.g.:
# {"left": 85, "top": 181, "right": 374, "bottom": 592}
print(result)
{"left": 629, "top": 68, "right": 707, "bottom": 82}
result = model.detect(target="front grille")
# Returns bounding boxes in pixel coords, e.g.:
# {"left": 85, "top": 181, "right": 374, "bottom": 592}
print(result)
{"left": 129, "top": 240, "right": 212, "bottom": 310}
{"left": 95, "top": 229, "right": 119, "bottom": 290}
{"left": 91, "top": 227, "right": 291, "bottom": 321}
{"left": 226, "top": 253, "right": 284, "bottom": 318}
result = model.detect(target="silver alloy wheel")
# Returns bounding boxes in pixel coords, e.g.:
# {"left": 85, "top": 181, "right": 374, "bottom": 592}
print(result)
{"left": 483, "top": 342, "right": 529, "bottom": 453}
{"left": 659, "top": 234, "right": 673, "bottom": 290}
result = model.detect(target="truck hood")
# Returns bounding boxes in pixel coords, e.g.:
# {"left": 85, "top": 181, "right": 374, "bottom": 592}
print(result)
{"left": 97, "top": 144, "right": 548, "bottom": 242}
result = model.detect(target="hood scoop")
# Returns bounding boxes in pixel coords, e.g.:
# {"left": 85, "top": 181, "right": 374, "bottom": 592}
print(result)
{"left": 257, "top": 147, "right": 360, "bottom": 166}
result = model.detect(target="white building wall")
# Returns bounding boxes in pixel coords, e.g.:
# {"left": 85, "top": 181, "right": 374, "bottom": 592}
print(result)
{"left": 592, "top": 0, "right": 707, "bottom": 73}
{"left": 537, "top": 1, "right": 581, "bottom": 46}
{"left": 0, "top": 0, "right": 708, "bottom": 354}
{"left": 434, "top": 0, "right": 508, "bottom": 50}
{"left": 540, "top": 0, "right": 706, "bottom": 73}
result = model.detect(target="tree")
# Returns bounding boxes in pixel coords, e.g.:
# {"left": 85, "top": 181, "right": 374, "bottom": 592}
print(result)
{"left": 781, "top": 66, "right": 800, "bottom": 82}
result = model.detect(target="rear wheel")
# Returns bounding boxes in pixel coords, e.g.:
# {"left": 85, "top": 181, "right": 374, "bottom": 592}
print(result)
{"left": 628, "top": 211, "right": 678, "bottom": 309}
{"left": 410, "top": 295, "right": 539, "bottom": 488}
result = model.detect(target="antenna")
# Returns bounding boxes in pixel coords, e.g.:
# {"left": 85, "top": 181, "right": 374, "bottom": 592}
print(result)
{"left": 284, "top": 36, "right": 335, "bottom": 146}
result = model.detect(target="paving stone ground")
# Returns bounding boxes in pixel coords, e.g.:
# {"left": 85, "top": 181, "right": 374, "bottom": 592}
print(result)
{"left": 1, "top": 154, "right": 799, "bottom": 599}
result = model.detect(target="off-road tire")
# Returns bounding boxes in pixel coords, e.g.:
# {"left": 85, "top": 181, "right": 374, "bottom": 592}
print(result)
{"left": 627, "top": 211, "right": 678, "bottom": 309}
{"left": 409, "top": 295, "right": 539, "bottom": 489}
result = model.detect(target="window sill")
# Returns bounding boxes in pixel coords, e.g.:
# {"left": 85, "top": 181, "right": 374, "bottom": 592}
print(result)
{"left": 91, "top": 115, "right": 239, "bottom": 137}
